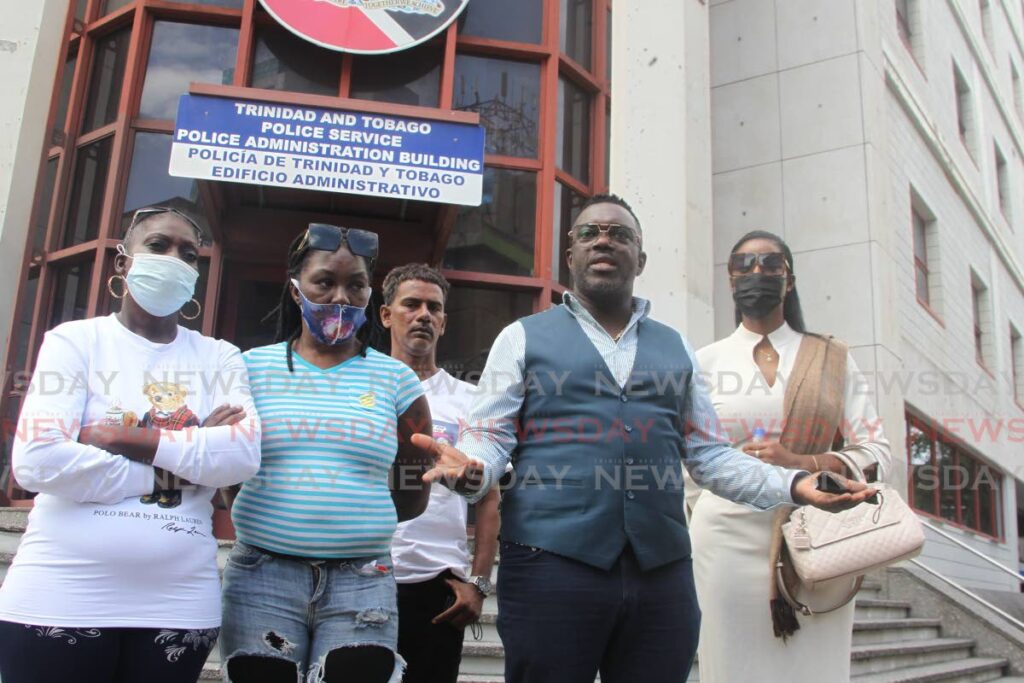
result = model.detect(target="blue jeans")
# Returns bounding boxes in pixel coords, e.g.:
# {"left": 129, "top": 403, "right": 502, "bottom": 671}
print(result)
{"left": 219, "top": 541, "right": 403, "bottom": 683}
{"left": 496, "top": 541, "right": 700, "bottom": 683}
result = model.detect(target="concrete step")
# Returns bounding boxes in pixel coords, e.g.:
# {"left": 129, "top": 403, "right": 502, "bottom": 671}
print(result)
{"left": 858, "top": 579, "right": 885, "bottom": 598}
{"left": 851, "top": 638, "right": 977, "bottom": 676}
{"left": 855, "top": 598, "right": 914, "bottom": 620}
{"left": 850, "top": 657, "right": 1008, "bottom": 682}
{"left": 459, "top": 642, "right": 506, "bottom": 677}
{"left": 853, "top": 618, "right": 944, "bottom": 646}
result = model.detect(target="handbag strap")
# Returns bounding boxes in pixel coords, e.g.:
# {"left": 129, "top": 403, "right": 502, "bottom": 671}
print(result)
{"left": 830, "top": 448, "right": 866, "bottom": 482}
{"left": 774, "top": 564, "right": 865, "bottom": 616}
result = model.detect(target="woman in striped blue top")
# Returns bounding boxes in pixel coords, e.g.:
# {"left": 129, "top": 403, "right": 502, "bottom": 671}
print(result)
{"left": 220, "top": 223, "right": 432, "bottom": 683}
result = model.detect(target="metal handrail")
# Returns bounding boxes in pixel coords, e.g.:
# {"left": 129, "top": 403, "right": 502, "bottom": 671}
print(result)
{"left": 920, "top": 520, "right": 1023, "bottom": 584}
{"left": 909, "top": 559, "right": 1024, "bottom": 634}
{"left": 908, "top": 520, "right": 1024, "bottom": 634}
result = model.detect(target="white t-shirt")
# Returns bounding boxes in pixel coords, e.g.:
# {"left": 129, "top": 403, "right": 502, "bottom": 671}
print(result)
{"left": 0, "top": 314, "right": 261, "bottom": 629}
{"left": 391, "top": 369, "right": 476, "bottom": 584}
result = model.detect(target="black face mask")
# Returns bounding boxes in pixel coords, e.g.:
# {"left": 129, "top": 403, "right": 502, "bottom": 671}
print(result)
{"left": 732, "top": 273, "right": 786, "bottom": 319}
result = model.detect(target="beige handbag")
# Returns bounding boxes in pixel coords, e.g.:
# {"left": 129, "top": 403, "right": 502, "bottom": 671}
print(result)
{"left": 776, "top": 447, "right": 925, "bottom": 615}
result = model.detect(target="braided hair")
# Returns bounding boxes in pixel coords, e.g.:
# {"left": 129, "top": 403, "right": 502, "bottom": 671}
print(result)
{"left": 268, "top": 232, "right": 385, "bottom": 372}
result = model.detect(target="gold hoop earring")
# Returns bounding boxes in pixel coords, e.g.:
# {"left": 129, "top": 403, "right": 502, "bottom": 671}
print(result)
{"left": 107, "top": 275, "right": 127, "bottom": 300}
{"left": 180, "top": 298, "right": 202, "bottom": 321}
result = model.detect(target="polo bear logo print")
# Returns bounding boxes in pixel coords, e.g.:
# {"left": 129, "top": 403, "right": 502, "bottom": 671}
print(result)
{"left": 138, "top": 382, "right": 200, "bottom": 509}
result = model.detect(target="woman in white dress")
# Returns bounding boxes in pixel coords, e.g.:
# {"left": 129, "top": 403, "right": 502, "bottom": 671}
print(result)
{"left": 688, "top": 230, "right": 892, "bottom": 682}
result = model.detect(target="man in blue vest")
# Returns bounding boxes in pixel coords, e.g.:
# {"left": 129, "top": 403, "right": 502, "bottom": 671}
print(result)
{"left": 412, "top": 194, "right": 876, "bottom": 683}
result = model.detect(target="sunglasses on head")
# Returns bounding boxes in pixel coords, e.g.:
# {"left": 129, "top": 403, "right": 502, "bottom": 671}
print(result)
{"left": 569, "top": 222, "right": 641, "bottom": 246}
{"left": 728, "top": 252, "right": 789, "bottom": 276}
{"left": 125, "top": 206, "right": 204, "bottom": 243}
{"left": 297, "top": 223, "right": 379, "bottom": 263}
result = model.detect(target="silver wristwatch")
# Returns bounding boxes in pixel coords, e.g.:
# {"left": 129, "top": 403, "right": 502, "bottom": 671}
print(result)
{"left": 467, "top": 575, "right": 495, "bottom": 597}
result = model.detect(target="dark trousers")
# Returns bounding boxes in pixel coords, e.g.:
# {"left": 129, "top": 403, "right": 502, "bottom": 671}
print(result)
{"left": 396, "top": 572, "right": 466, "bottom": 683}
{"left": 496, "top": 541, "right": 700, "bottom": 683}
{"left": 0, "top": 620, "right": 217, "bottom": 683}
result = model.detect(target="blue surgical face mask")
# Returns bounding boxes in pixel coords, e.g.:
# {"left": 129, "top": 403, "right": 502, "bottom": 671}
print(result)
{"left": 291, "top": 278, "right": 369, "bottom": 345}
{"left": 118, "top": 244, "right": 199, "bottom": 318}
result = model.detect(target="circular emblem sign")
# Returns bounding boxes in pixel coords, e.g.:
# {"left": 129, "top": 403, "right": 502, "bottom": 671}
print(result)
{"left": 259, "top": 0, "right": 470, "bottom": 54}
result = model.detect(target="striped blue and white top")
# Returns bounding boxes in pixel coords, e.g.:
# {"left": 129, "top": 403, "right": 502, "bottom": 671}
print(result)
{"left": 234, "top": 342, "right": 423, "bottom": 558}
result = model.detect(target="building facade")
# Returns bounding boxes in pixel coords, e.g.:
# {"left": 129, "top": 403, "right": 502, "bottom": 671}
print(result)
{"left": 3, "top": 0, "right": 1017, "bottom": 593}
{"left": 709, "top": 0, "right": 1024, "bottom": 592}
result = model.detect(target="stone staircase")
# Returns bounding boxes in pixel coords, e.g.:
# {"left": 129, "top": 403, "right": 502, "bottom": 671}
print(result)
{"left": 1, "top": 508, "right": 1022, "bottom": 682}
{"left": 454, "top": 574, "right": 1024, "bottom": 683}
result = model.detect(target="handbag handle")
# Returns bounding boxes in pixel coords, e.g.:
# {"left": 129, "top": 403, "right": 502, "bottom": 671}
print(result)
{"left": 830, "top": 446, "right": 868, "bottom": 482}
{"left": 774, "top": 563, "right": 864, "bottom": 616}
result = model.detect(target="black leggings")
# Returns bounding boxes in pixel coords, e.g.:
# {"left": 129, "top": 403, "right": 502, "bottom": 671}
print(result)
{"left": 0, "top": 620, "right": 218, "bottom": 683}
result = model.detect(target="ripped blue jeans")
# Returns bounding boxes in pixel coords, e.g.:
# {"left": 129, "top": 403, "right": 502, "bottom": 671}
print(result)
{"left": 220, "top": 541, "right": 403, "bottom": 683}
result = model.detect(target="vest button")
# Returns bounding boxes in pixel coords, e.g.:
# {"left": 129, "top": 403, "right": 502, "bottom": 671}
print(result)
{"left": 624, "top": 424, "right": 634, "bottom": 433}
{"left": 626, "top": 491, "right": 636, "bottom": 500}
{"left": 625, "top": 457, "right": 635, "bottom": 465}
{"left": 620, "top": 394, "right": 629, "bottom": 403}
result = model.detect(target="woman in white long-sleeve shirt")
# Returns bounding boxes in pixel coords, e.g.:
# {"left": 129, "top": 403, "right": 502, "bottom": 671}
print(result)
{"left": 0, "top": 207, "right": 261, "bottom": 683}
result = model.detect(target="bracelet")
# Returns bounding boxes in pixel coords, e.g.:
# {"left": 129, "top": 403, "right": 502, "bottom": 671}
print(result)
{"left": 810, "top": 455, "right": 821, "bottom": 472}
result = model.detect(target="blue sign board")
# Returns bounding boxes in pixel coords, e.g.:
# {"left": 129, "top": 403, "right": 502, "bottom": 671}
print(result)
{"left": 170, "top": 94, "right": 485, "bottom": 205}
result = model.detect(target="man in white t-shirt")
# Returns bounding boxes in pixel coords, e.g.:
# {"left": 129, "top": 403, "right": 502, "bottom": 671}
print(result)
{"left": 382, "top": 264, "right": 500, "bottom": 683}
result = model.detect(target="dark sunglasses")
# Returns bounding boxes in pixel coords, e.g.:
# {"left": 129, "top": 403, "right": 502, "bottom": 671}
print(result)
{"left": 569, "top": 222, "right": 641, "bottom": 246}
{"left": 125, "top": 206, "right": 204, "bottom": 243}
{"left": 297, "top": 223, "right": 379, "bottom": 262}
{"left": 728, "top": 252, "right": 789, "bottom": 275}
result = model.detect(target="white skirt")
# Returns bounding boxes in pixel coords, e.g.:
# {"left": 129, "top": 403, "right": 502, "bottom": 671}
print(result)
{"left": 689, "top": 490, "right": 854, "bottom": 683}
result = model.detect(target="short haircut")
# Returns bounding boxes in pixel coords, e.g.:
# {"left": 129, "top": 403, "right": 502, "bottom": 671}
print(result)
{"left": 579, "top": 192, "right": 642, "bottom": 233}
{"left": 382, "top": 263, "right": 451, "bottom": 305}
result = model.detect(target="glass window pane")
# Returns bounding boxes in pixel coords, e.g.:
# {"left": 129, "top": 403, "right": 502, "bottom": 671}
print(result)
{"left": 62, "top": 137, "right": 114, "bottom": 248}
{"left": 81, "top": 28, "right": 131, "bottom": 133}
{"left": 606, "top": 7, "right": 612, "bottom": 81}
{"left": 976, "top": 468, "right": 998, "bottom": 537}
{"left": 351, "top": 42, "right": 441, "bottom": 107}
{"left": 53, "top": 53, "right": 77, "bottom": 144}
{"left": 960, "top": 456, "right": 977, "bottom": 530}
{"left": 139, "top": 22, "right": 238, "bottom": 120}
{"left": 459, "top": 0, "right": 543, "bottom": 43}
{"left": 557, "top": 77, "right": 591, "bottom": 181}
{"left": 49, "top": 261, "right": 94, "bottom": 329}
{"left": 908, "top": 423, "right": 936, "bottom": 515}
{"left": 437, "top": 286, "right": 535, "bottom": 380}
{"left": 102, "top": 0, "right": 132, "bottom": 15}
{"left": 561, "top": 0, "right": 592, "bottom": 69}
{"left": 915, "top": 267, "right": 929, "bottom": 303}
{"left": 12, "top": 272, "right": 40, "bottom": 371}
{"left": 75, "top": 0, "right": 87, "bottom": 22}
{"left": 33, "top": 158, "right": 60, "bottom": 257}
{"left": 453, "top": 56, "right": 540, "bottom": 158}
{"left": 444, "top": 168, "right": 536, "bottom": 276}
{"left": 121, "top": 132, "right": 209, "bottom": 236}
{"left": 937, "top": 442, "right": 959, "bottom": 523}
{"left": 552, "top": 181, "right": 586, "bottom": 288}
{"left": 251, "top": 25, "right": 341, "bottom": 96}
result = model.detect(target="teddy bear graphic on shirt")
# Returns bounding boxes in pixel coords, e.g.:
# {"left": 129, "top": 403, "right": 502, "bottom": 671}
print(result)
{"left": 136, "top": 382, "right": 200, "bottom": 509}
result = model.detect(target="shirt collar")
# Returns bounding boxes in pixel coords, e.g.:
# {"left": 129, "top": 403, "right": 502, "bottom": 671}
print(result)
{"left": 562, "top": 291, "right": 652, "bottom": 325}
{"left": 731, "top": 321, "right": 801, "bottom": 349}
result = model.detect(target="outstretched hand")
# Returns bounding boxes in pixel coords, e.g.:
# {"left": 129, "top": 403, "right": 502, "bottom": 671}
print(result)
{"left": 793, "top": 472, "right": 878, "bottom": 512}
{"left": 411, "top": 433, "right": 486, "bottom": 494}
